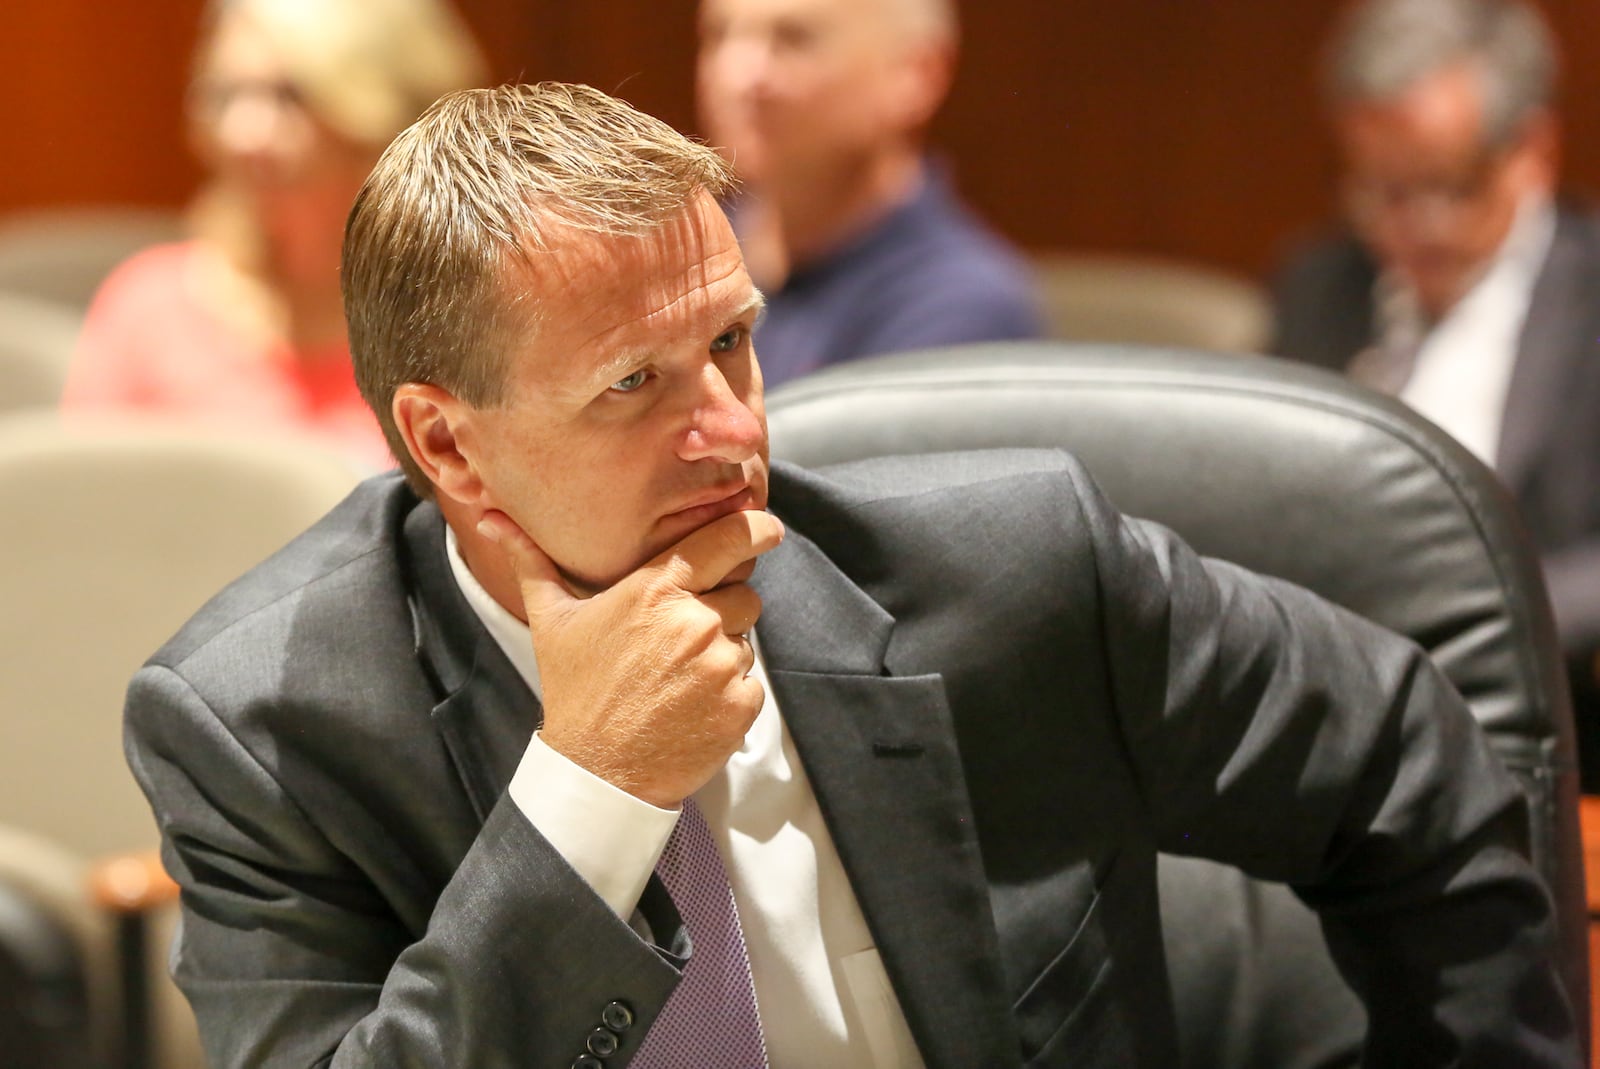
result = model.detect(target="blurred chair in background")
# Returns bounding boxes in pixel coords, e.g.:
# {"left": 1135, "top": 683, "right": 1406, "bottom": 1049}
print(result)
{"left": 696, "top": 0, "right": 1044, "bottom": 390}
{"left": 0, "top": 825, "right": 113, "bottom": 1069}
{"left": 1270, "top": 0, "right": 1600, "bottom": 787}
{"left": 0, "top": 208, "right": 185, "bottom": 314}
{"left": 767, "top": 341, "right": 1587, "bottom": 1068}
{"left": 0, "top": 412, "right": 362, "bottom": 1069}
{"left": 1032, "top": 252, "right": 1272, "bottom": 353}
{"left": 61, "top": 0, "right": 487, "bottom": 471}
{"left": 0, "top": 293, "right": 84, "bottom": 414}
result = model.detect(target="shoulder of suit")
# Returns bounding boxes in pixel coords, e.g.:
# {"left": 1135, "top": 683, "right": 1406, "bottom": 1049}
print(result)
{"left": 1274, "top": 230, "right": 1376, "bottom": 295}
{"left": 772, "top": 449, "right": 1082, "bottom": 503}
{"left": 147, "top": 471, "right": 424, "bottom": 670}
{"left": 1551, "top": 205, "right": 1600, "bottom": 265}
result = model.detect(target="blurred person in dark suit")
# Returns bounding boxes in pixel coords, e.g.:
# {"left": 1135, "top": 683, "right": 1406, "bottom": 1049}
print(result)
{"left": 1271, "top": 0, "right": 1600, "bottom": 784}
{"left": 63, "top": 0, "right": 485, "bottom": 469}
{"left": 695, "top": 0, "right": 1043, "bottom": 390}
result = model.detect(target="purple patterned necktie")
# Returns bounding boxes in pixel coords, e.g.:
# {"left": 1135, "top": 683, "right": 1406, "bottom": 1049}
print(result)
{"left": 630, "top": 798, "right": 770, "bottom": 1068}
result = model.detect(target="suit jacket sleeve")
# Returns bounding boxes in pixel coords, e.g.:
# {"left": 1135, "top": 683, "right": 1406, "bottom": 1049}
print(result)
{"left": 1545, "top": 541, "right": 1600, "bottom": 657}
{"left": 124, "top": 663, "right": 682, "bottom": 1069}
{"left": 1060, "top": 460, "right": 1576, "bottom": 1066}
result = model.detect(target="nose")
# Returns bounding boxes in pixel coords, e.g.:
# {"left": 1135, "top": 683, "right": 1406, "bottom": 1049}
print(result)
{"left": 678, "top": 362, "right": 765, "bottom": 464}
{"left": 214, "top": 89, "right": 280, "bottom": 159}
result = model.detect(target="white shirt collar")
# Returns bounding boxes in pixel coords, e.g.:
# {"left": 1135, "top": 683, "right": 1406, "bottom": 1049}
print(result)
{"left": 444, "top": 523, "right": 543, "bottom": 698}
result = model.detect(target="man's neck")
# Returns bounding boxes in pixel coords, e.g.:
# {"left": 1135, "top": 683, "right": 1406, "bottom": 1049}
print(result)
{"left": 438, "top": 502, "right": 529, "bottom": 623}
{"left": 743, "top": 150, "right": 925, "bottom": 288}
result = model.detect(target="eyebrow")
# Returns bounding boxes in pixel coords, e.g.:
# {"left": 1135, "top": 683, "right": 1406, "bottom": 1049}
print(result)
{"left": 588, "top": 289, "right": 768, "bottom": 389}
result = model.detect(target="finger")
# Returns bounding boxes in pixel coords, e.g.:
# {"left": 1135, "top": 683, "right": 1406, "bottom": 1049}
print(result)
{"left": 476, "top": 510, "right": 576, "bottom": 618}
{"left": 701, "top": 584, "right": 763, "bottom": 635}
{"left": 650, "top": 510, "right": 786, "bottom": 594}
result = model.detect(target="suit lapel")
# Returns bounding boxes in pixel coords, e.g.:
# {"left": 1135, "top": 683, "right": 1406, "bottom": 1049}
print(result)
{"left": 754, "top": 529, "right": 1016, "bottom": 1069}
{"left": 403, "top": 502, "right": 540, "bottom": 823}
{"left": 1499, "top": 211, "right": 1594, "bottom": 491}
{"left": 399, "top": 481, "right": 1017, "bottom": 1063}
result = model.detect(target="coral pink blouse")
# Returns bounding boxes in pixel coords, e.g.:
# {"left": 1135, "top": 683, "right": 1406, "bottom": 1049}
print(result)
{"left": 63, "top": 242, "right": 393, "bottom": 471}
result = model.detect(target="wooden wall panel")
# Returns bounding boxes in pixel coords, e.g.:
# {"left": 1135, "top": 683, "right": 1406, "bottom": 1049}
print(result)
{"left": 1, "top": 2, "right": 207, "bottom": 207}
{"left": 3, "top": 0, "right": 1599, "bottom": 280}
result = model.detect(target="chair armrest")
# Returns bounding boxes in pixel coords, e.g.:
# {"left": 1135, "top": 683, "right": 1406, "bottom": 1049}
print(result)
{"left": 88, "top": 852, "right": 178, "bottom": 916}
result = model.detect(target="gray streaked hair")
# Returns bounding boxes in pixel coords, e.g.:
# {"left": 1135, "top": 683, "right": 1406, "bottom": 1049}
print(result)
{"left": 1325, "top": 0, "right": 1557, "bottom": 146}
{"left": 342, "top": 82, "right": 736, "bottom": 494}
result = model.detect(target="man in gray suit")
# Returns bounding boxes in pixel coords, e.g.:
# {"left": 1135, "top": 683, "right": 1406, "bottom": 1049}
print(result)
{"left": 126, "top": 82, "right": 1577, "bottom": 1067}
{"left": 1272, "top": 0, "right": 1600, "bottom": 784}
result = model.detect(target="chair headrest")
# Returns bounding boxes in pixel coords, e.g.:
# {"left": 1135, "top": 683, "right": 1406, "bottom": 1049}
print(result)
{"left": 767, "top": 341, "right": 1571, "bottom": 755}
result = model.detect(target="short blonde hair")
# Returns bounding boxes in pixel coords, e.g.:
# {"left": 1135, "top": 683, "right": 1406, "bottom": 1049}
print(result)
{"left": 343, "top": 82, "right": 736, "bottom": 492}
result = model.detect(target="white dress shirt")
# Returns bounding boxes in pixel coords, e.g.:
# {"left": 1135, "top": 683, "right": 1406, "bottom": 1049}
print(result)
{"left": 445, "top": 527, "right": 925, "bottom": 1068}
{"left": 1377, "top": 195, "right": 1555, "bottom": 465}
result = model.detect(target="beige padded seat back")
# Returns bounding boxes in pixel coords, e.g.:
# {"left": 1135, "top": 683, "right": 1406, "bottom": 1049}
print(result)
{"left": 0, "top": 208, "right": 184, "bottom": 312}
{"left": 1033, "top": 253, "right": 1271, "bottom": 353}
{"left": 0, "top": 413, "right": 363, "bottom": 859}
{"left": 0, "top": 414, "right": 362, "bottom": 1068}
{"left": 0, "top": 292, "right": 80, "bottom": 412}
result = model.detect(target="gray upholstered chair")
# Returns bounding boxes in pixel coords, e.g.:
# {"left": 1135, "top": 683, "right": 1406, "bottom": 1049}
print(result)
{"left": 766, "top": 341, "right": 1587, "bottom": 1067}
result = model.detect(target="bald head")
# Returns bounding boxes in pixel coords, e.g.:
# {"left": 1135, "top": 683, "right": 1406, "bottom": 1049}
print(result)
{"left": 879, "top": 0, "right": 959, "bottom": 45}
{"left": 696, "top": 0, "right": 958, "bottom": 186}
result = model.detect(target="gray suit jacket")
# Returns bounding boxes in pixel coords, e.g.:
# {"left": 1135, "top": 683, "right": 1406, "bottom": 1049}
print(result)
{"left": 1272, "top": 211, "right": 1600, "bottom": 782}
{"left": 125, "top": 450, "right": 1575, "bottom": 1068}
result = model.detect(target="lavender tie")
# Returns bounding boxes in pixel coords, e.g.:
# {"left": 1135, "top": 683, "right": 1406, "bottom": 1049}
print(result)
{"left": 630, "top": 798, "right": 769, "bottom": 1069}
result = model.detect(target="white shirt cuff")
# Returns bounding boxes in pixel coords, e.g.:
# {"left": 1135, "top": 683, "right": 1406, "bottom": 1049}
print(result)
{"left": 508, "top": 733, "right": 680, "bottom": 918}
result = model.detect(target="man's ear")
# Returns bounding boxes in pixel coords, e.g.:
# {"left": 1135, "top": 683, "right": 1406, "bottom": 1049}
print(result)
{"left": 888, "top": 37, "right": 955, "bottom": 134}
{"left": 392, "top": 383, "right": 486, "bottom": 506}
{"left": 1516, "top": 108, "right": 1561, "bottom": 192}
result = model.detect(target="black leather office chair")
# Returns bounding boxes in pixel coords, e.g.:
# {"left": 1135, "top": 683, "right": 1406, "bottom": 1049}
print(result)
{"left": 765, "top": 341, "right": 1588, "bottom": 1068}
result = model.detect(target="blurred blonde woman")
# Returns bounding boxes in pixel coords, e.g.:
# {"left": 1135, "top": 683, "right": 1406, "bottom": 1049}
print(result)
{"left": 64, "top": 0, "right": 486, "bottom": 468}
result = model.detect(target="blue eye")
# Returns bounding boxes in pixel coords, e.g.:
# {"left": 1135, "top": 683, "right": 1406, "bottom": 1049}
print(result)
{"left": 610, "top": 370, "right": 649, "bottom": 393}
{"left": 711, "top": 327, "right": 744, "bottom": 353}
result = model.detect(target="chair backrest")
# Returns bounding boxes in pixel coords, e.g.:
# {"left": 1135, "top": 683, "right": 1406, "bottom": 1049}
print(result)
{"left": 0, "top": 412, "right": 364, "bottom": 859}
{"left": 0, "top": 292, "right": 81, "bottom": 413}
{"left": 0, "top": 292, "right": 79, "bottom": 412}
{"left": 0, "top": 414, "right": 363, "bottom": 1069}
{"left": 1032, "top": 252, "right": 1271, "bottom": 353}
{"left": 766, "top": 341, "right": 1586, "bottom": 1067}
{"left": 0, "top": 208, "right": 185, "bottom": 312}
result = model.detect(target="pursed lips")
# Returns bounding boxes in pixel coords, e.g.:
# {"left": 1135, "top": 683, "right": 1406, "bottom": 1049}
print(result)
{"left": 660, "top": 484, "right": 757, "bottom": 529}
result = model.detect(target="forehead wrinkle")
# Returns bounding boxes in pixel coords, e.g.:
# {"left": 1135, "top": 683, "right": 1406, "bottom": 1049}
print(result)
{"left": 570, "top": 245, "right": 754, "bottom": 385}
{"left": 578, "top": 279, "right": 763, "bottom": 398}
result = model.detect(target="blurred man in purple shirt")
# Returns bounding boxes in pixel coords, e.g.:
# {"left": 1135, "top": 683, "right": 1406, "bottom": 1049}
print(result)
{"left": 696, "top": 0, "right": 1044, "bottom": 389}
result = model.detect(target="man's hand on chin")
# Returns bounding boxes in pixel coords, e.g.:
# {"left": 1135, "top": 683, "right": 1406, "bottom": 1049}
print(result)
{"left": 477, "top": 508, "right": 785, "bottom": 808}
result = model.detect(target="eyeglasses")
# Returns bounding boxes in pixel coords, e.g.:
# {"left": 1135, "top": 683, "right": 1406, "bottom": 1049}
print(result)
{"left": 188, "top": 78, "right": 309, "bottom": 126}
{"left": 1342, "top": 143, "right": 1514, "bottom": 233}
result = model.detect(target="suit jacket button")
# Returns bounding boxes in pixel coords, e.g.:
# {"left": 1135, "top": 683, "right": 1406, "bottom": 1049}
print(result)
{"left": 572, "top": 1057, "right": 603, "bottom": 1069}
{"left": 586, "top": 1028, "right": 620, "bottom": 1057}
{"left": 602, "top": 1000, "right": 635, "bottom": 1032}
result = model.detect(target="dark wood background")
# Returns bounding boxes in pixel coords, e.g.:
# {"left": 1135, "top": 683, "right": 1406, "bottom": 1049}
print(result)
{"left": 5, "top": 0, "right": 1599, "bottom": 280}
